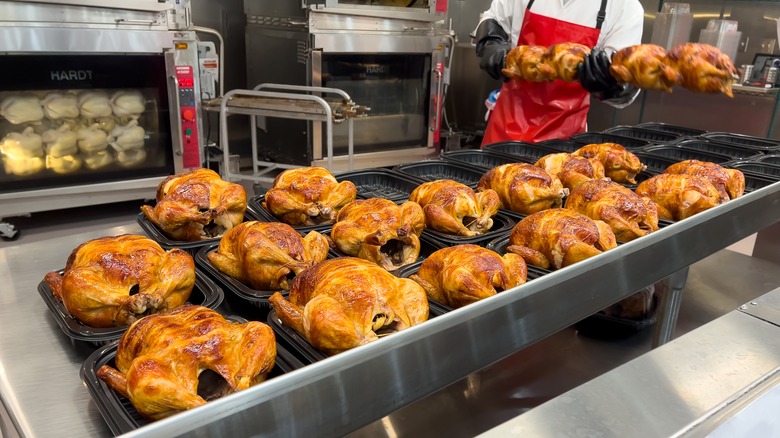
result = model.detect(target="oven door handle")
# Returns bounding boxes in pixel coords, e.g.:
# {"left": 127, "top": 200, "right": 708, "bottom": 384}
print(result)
{"left": 431, "top": 68, "right": 444, "bottom": 132}
{"left": 115, "top": 18, "right": 159, "bottom": 26}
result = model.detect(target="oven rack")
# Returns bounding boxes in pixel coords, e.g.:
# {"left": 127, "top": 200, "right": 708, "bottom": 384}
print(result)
{"left": 204, "top": 84, "right": 370, "bottom": 184}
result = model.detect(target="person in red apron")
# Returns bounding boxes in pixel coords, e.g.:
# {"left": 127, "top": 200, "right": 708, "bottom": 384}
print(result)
{"left": 474, "top": 0, "right": 644, "bottom": 146}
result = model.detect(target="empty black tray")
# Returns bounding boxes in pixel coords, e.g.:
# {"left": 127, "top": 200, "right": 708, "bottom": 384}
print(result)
{"left": 394, "top": 160, "right": 486, "bottom": 188}
{"left": 604, "top": 126, "right": 680, "bottom": 143}
{"left": 81, "top": 337, "right": 304, "bottom": 436}
{"left": 570, "top": 132, "right": 651, "bottom": 149}
{"left": 750, "top": 154, "right": 780, "bottom": 166}
{"left": 700, "top": 132, "right": 780, "bottom": 152}
{"left": 248, "top": 195, "right": 333, "bottom": 234}
{"left": 421, "top": 212, "right": 515, "bottom": 248}
{"left": 728, "top": 162, "right": 780, "bottom": 180}
{"left": 38, "top": 268, "right": 224, "bottom": 346}
{"left": 636, "top": 122, "right": 706, "bottom": 137}
{"left": 743, "top": 173, "right": 779, "bottom": 192}
{"left": 484, "top": 141, "right": 567, "bottom": 163}
{"left": 641, "top": 145, "right": 733, "bottom": 165}
{"left": 670, "top": 139, "right": 762, "bottom": 160}
{"left": 537, "top": 138, "right": 581, "bottom": 152}
{"left": 335, "top": 168, "right": 426, "bottom": 202}
{"left": 441, "top": 149, "right": 522, "bottom": 170}
{"left": 136, "top": 212, "right": 259, "bottom": 255}
{"left": 632, "top": 151, "right": 678, "bottom": 174}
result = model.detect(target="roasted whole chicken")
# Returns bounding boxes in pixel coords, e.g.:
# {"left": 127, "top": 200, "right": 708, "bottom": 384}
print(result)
{"left": 477, "top": 163, "right": 568, "bottom": 215}
{"left": 408, "top": 179, "right": 501, "bottom": 236}
{"left": 664, "top": 160, "right": 744, "bottom": 202}
{"left": 609, "top": 44, "right": 682, "bottom": 93}
{"left": 507, "top": 208, "right": 617, "bottom": 270}
{"left": 208, "top": 221, "right": 329, "bottom": 291}
{"left": 141, "top": 168, "right": 247, "bottom": 241}
{"left": 96, "top": 305, "right": 276, "bottom": 420}
{"left": 502, "top": 45, "right": 556, "bottom": 82}
{"left": 549, "top": 43, "right": 592, "bottom": 82}
{"left": 572, "top": 143, "right": 646, "bottom": 184}
{"left": 43, "top": 234, "right": 195, "bottom": 327}
{"left": 564, "top": 179, "right": 659, "bottom": 242}
{"left": 269, "top": 257, "right": 429, "bottom": 355}
{"left": 263, "top": 167, "right": 357, "bottom": 226}
{"left": 411, "top": 244, "right": 527, "bottom": 309}
{"left": 667, "top": 43, "right": 737, "bottom": 97}
{"left": 534, "top": 152, "right": 607, "bottom": 191}
{"left": 635, "top": 173, "right": 724, "bottom": 221}
{"left": 331, "top": 198, "right": 425, "bottom": 270}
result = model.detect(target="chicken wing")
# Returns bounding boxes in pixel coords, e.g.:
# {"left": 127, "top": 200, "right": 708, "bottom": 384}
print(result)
{"left": 264, "top": 166, "right": 357, "bottom": 226}
{"left": 477, "top": 163, "right": 568, "bottom": 214}
{"left": 572, "top": 143, "right": 646, "bottom": 184}
{"left": 409, "top": 179, "right": 501, "bottom": 236}
{"left": 609, "top": 44, "right": 682, "bottom": 93}
{"left": 635, "top": 173, "right": 724, "bottom": 221}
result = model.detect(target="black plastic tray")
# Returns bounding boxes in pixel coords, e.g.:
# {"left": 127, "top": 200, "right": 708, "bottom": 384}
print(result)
{"left": 575, "top": 295, "right": 659, "bottom": 338}
{"left": 537, "top": 138, "right": 581, "bottom": 152}
{"left": 636, "top": 122, "right": 706, "bottom": 137}
{"left": 603, "top": 126, "right": 680, "bottom": 143}
{"left": 38, "top": 269, "right": 224, "bottom": 346}
{"left": 81, "top": 337, "right": 303, "bottom": 435}
{"left": 727, "top": 162, "right": 780, "bottom": 180}
{"left": 641, "top": 145, "right": 733, "bottom": 165}
{"left": 632, "top": 151, "right": 679, "bottom": 174}
{"left": 136, "top": 212, "right": 259, "bottom": 255}
{"left": 751, "top": 154, "right": 780, "bottom": 166}
{"left": 700, "top": 132, "right": 780, "bottom": 152}
{"left": 335, "top": 168, "right": 426, "bottom": 202}
{"left": 440, "top": 149, "right": 522, "bottom": 170}
{"left": 247, "top": 195, "right": 333, "bottom": 234}
{"left": 421, "top": 212, "right": 515, "bottom": 248}
{"left": 324, "top": 232, "right": 447, "bottom": 272}
{"left": 743, "top": 173, "right": 779, "bottom": 192}
{"left": 670, "top": 139, "right": 763, "bottom": 160}
{"left": 484, "top": 141, "right": 568, "bottom": 163}
{"left": 393, "top": 160, "right": 486, "bottom": 189}
{"left": 569, "top": 132, "right": 651, "bottom": 149}
{"left": 267, "top": 303, "right": 447, "bottom": 364}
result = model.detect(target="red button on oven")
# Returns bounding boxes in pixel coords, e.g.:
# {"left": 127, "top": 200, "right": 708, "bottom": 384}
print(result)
{"left": 183, "top": 109, "right": 195, "bottom": 121}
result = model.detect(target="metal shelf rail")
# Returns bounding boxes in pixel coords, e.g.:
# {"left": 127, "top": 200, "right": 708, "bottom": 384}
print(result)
{"left": 208, "top": 84, "right": 369, "bottom": 183}
{"left": 122, "top": 180, "right": 780, "bottom": 438}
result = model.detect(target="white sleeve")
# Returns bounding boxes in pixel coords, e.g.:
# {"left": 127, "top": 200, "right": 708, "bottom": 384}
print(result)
{"left": 599, "top": 0, "right": 644, "bottom": 54}
{"left": 473, "top": 0, "right": 516, "bottom": 41}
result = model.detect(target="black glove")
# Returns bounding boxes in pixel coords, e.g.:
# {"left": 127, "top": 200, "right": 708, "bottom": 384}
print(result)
{"left": 475, "top": 19, "right": 511, "bottom": 81}
{"left": 578, "top": 47, "right": 636, "bottom": 101}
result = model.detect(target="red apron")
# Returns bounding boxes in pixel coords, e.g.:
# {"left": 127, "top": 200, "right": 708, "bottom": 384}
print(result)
{"left": 481, "top": 0, "right": 606, "bottom": 146}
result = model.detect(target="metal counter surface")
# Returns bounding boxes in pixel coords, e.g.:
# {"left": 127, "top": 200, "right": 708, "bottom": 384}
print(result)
{"left": 0, "top": 223, "right": 141, "bottom": 438}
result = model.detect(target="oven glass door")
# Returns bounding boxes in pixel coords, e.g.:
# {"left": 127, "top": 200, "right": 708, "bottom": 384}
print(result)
{"left": 320, "top": 53, "right": 430, "bottom": 153}
{"left": 332, "top": 0, "right": 430, "bottom": 9}
{"left": 0, "top": 54, "right": 173, "bottom": 194}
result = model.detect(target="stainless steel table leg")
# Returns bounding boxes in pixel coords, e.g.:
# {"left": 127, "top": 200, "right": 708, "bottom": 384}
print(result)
{"left": 651, "top": 266, "right": 690, "bottom": 348}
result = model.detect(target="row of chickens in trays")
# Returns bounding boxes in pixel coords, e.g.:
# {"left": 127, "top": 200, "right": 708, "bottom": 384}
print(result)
{"left": 42, "top": 143, "right": 746, "bottom": 421}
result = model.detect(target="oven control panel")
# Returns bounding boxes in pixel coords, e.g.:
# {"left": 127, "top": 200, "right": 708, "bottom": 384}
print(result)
{"left": 175, "top": 65, "right": 200, "bottom": 168}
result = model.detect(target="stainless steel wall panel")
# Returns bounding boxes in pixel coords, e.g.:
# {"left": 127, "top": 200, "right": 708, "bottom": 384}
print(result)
{"left": 0, "top": 1, "right": 169, "bottom": 29}
{"left": 313, "top": 32, "right": 437, "bottom": 53}
{"left": 0, "top": 27, "right": 173, "bottom": 53}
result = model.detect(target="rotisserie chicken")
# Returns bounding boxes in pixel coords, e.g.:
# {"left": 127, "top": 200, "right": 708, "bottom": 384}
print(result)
{"left": 331, "top": 198, "right": 425, "bottom": 271}
{"left": 664, "top": 159, "right": 744, "bottom": 202}
{"left": 477, "top": 163, "right": 568, "bottom": 215}
{"left": 666, "top": 43, "right": 737, "bottom": 97}
{"left": 208, "top": 221, "right": 329, "bottom": 291}
{"left": 564, "top": 179, "right": 659, "bottom": 242}
{"left": 507, "top": 208, "right": 617, "bottom": 270}
{"left": 549, "top": 43, "right": 592, "bottom": 82}
{"left": 635, "top": 173, "right": 724, "bottom": 221}
{"left": 43, "top": 234, "right": 195, "bottom": 327}
{"left": 534, "top": 152, "right": 607, "bottom": 191}
{"left": 141, "top": 168, "right": 247, "bottom": 241}
{"left": 609, "top": 44, "right": 682, "bottom": 93}
{"left": 110, "top": 90, "right": 146, "bottom": 119}
{"left": 42, "top": 93, "right": 80, "bottom": 120}
{"left": 572, "top": 143, "right": 646, "bottom": 184}
{"left": 78, "top": 91, "right": 113, "bottom": 119}
{"left": 502, "top": 45, "right": 556, "bottom": 82}
{"left": 269, "top": 257, "right": 429, "bottom": 355}
{"left": 410, "top": 244, "right": 527, "bottom": 309}
{"left": 96, "top": 304, "right": 276, "bottom": 420}
{"left": 409, "top": 179, "right": 501, "bottom": 236}
{"left": 0, "top": 95, "right": 44, "bottom": 124}
{"left": 263, "top": 166, "right": 357, "bottom": 226}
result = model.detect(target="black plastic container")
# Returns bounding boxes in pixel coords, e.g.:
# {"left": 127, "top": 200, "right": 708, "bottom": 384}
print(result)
{"left": 604, "top": 126, "right": 680, "bottom": 143}
{"left": 641, "top": 145, "right": 733, "bottom": 165}
{"left": 136, "top": 212, "right": 260, "bottom": 255}
{"left": 80, "top": 338, "right": 304, "bottom": 436}
{"left": 441, "top": 149, "right": 524, "bottom": 170}
{"left": 670, "top": 139, "right": 763, "bottom": 160}
{"left": 421, "top": 212, "right": 515, "bottom": 248}
{"left": 700, "top": 132, "right": 780, "bottom": 152}
{"left": 743, "top": 174, "right": 778, "bottom": 192}
{"left": 325, "top": 233, "right": 447, "bottom": 272}
{"left": 248, "top": 195, "right": 333, "bottom": 234}
{"left": 636, "top": 122, "right": 706, "bottom": 137}
{"left": 394, "top": 160, "right": 486, "bottom": 188}
{"left": 728, "top": 162, "right": 780, "bottom": 180}
{"left": 537, "top": 138, "right": 581, "bottom": 152}
{"left": 632, "top": 151, "right": 678, "bottom": 174}
{"left": 38, "top": 269, "right": 224, "bottom": 346}
{"left": 575, "top": 295, "right": 659, "bottom": 338}
{"left": 483, "top": 141, "right": 563, "bottom": 163}
{"left": 570, "top": 132, "right": 651, "bottom": 149}
{"left": 267, "top": 304, "right": 447, "bottom": 364}
{"left": 751, "top": 154, "right": 780, "bottom": 166}
{"left": 335, "top": 168, "right": 426, "bottom": 202}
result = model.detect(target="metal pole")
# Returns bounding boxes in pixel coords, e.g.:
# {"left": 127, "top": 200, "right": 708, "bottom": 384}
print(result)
{"left": 652, "top": 266, "right": 690, "bottom": 347}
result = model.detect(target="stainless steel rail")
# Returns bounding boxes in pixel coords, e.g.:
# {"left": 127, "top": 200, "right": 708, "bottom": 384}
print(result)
{"left": 122, "top": 182, "right": 780, "bottom": 438}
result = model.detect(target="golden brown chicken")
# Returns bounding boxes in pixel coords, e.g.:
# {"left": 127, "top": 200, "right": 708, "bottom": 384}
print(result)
{"left": 477, "top": 163, "right": 568, "bottom": 215}
{"left": 664, "top": 160, "right": 744, "bottom": 202}
{"left": 548, "top": 43, "right": 592, "bottom": 82}
{"left": 269, "top": 257, "right": 428, "bottom": 355}
{"left": 572, "top": 143, "right": 646, "bottom": 184}
{"left": 263, "top": 166, "right": 357, "bottom": 226}
{"left": 331, "top": 198, "right": 425, "bottom": 270}
{"left": 666, "top": 43, "right": 737, "bottom": 97}
{"left": 534, "top": 152, "right": 607, "bottom": 191}
{"left": 609, "top": 44, "right": 682, "bottom": 93}
{"left": 96, "top": 305, "right": 276, "bottom": 420}
{"left": 409, "top": 179, "right": 501, "bottom": 236}
{"left": 635, "top": 173, "right": 725, "bottom": 221}
{"left": 507, "top": 208, "right": 617, "bottom": 270}
{"left": 502, "top": 45, "right": 557, "bottom": 82}
{"left": 140, "top": 168, "right": 246, "bottom": 241}
{"left": 564, "top": 180, "right": 659, "bottom": 242}
{"left": 207, "top": 221, "right": 329, "bottom": 291}
{"left": 43, "top": 234, "right": 194, "bottom": 328}
{"left": 410, "top": 244, "right": 527, "bottom": 309}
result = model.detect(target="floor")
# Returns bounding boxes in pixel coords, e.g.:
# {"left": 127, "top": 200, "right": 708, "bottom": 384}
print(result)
{"left": 3, "top": 201, "right": 780, "bottom": 437}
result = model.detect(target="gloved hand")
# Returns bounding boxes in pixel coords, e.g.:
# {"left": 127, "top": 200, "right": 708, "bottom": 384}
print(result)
{"left": 578, "top": 47, "right": 637, "bottom": 101}
{"left": 475, "top": 19, "right": 511, "bottom": 81}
